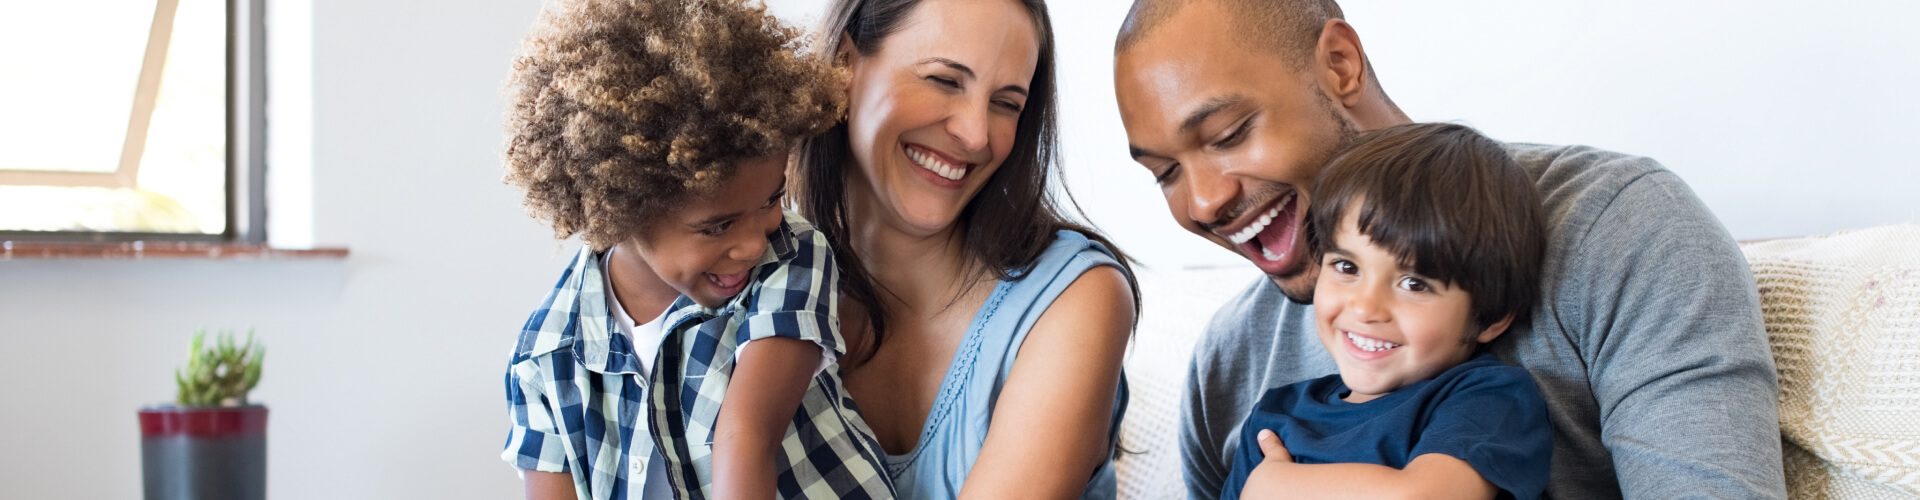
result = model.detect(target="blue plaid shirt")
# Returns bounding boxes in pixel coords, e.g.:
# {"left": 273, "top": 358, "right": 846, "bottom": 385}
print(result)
{"left": 503, "top": 211, "right": 895, "bottom": 500}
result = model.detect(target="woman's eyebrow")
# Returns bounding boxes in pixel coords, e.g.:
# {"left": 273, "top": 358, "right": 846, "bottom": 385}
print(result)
{"left": 919, "top": 57, "right": 1029, "bottom": 97}
{"left": 919, "top": 57, "right": 975, "bottom": 79}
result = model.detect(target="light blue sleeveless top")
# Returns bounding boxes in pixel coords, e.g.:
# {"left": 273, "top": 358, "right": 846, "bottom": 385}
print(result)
{"left": 884, "top": 230, "right": 1131, "bottom": 499}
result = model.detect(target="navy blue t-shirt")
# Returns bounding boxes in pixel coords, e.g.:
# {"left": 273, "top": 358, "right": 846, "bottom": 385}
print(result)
{"left": 1219, "top": 353, "right": 1551, "bottom": 500}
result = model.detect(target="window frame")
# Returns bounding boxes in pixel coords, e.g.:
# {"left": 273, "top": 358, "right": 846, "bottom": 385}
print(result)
{"left": 0, "top": 0, "right": 267, "bottom": 244}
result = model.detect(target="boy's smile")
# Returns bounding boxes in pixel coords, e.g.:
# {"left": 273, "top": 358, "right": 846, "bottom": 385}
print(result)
{"left": 612, "top": 154, "right": 791, "bottom": 311}
{"left": 1313, "top": 208, "right": 1512, "bottom": 403}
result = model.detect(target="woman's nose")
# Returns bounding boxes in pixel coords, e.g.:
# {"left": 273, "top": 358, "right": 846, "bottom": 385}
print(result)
{"left": 945, "top": 100, "right": 991, "bottom": 154}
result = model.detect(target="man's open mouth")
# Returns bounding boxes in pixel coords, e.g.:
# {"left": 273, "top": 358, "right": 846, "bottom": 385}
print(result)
{"left": 1223, "top": 190, "right": 1302, "bottom": 273}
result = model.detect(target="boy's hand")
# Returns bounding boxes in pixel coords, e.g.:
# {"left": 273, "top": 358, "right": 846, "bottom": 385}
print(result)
{"left": 1255, "top": 429, "right": 1292, "bottom": 464}
{"left": 1241, "top": 429, "right": 1294, "bottom": 496}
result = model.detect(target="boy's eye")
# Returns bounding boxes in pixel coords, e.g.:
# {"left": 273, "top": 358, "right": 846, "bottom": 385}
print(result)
{"left": 1397, "top": 276, "right": 1431, "bottom": 293}
{"left": 1330, "top": 259, "right": 1357, "bottom": 275}
{"left": 701, "top": 220, "right": 733, "bottom": 237}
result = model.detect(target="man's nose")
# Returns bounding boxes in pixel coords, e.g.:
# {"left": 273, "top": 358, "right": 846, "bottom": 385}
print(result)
{"left": 1185, "top": 161, "right": 1238, "bottom": 229}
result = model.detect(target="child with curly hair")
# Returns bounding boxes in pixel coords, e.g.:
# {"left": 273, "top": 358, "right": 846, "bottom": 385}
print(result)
{"left": 497, "top": 1, "right": 892, "bottom": 499}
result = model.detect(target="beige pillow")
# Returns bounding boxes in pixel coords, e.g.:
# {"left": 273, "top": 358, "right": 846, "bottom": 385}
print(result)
{"left": 1743, "top": 224, "right": 1920, "bottom": 498}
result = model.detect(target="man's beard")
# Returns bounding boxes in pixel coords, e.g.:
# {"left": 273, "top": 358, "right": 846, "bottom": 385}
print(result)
{"left": 1274, "top": 91, "right": 1361, "bottom": 306}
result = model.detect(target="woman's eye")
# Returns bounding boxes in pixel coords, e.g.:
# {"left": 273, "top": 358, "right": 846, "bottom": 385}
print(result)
{"left": 993, "top": 99, "right": 1023, "bottom": 113}
{"left": 1330, "top": 259, "right": 1357, "bottom": 275}
{"left": 927, "top": 75, "right": 959, "bottom": 88}
{"left": 1398, "top": 276, "right": 1430, "bottom": 293}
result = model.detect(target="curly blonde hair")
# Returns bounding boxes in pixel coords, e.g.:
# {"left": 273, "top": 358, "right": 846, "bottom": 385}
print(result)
{"left": 503, "top": 0, "right": 846, "bottom": 251}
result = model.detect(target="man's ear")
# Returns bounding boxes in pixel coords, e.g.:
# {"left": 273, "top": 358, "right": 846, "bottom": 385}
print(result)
{"left": 1474, "top": 313, "right": 1516, "bottom": 344}
{"left": 1315, "top": 18, "right": 1369, "bottom": 109}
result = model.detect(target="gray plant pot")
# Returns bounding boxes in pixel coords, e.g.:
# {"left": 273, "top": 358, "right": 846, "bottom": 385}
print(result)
{"left": 139, "top": 405, "right": 267, "bottom": 500}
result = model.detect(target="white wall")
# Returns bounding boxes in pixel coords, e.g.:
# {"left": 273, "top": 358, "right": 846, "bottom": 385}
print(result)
{"left": 1, "top": 0, "right": 1914, "bottom": 498}
{"left": 1, "top": 0, "right": 558, "bottom": 498}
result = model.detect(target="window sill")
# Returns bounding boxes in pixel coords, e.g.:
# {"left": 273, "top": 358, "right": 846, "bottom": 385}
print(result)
{"left": 1, "top": 241, "right": 348, "bottom": 260}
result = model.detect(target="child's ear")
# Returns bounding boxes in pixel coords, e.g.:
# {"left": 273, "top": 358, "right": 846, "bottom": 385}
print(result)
{"left": 1474, "top": 313, "right": 1516, "bottom": 344}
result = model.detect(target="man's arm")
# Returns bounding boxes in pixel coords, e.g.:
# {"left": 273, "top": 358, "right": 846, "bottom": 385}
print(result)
{"left": 710, "top": 337, "right": 816, "bottom": 500}
{"left": 1240, "top": 430, "right": 1496, "bottom": 500}
{"left": 1180, "top": 350, "right": 1229, "bottom": 500}
{"left": 1571, "top": 170, "right": 1785, "bottom": 498}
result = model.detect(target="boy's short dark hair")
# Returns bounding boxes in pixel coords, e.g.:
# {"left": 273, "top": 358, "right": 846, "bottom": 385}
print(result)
{"left": 1307, "top": 122, "right": 1546, "bottom": 331}
{"left": 503, "top": 0, "right": 846, "bottom": 251}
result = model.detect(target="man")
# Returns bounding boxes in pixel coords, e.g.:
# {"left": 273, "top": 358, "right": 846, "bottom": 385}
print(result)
{"left": 1110, "top": 1, "right": 1786, "bottom": 498}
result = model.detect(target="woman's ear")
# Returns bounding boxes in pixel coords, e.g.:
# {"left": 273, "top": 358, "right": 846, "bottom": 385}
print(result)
{"left": 1474, "top": 313, "right": 1515, "bottom": 344}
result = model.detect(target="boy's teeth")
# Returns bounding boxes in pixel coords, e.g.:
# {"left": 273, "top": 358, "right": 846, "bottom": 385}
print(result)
{"left": 1228, "top": 204, "right": 1286, "bottom": 244}
{"left": 1346, "top": 331, "right": 1401, "bottom": 352}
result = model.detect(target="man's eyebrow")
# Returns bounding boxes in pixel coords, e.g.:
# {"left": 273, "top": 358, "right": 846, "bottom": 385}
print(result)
{"left": 1129, "top": 144, "right": 1154, "bottom": 160}
{"left": 922, "top": 57, "right": 1029, "bottom": 97}
{"left": 1180, "top": 94, "right": 1249, "bottom": 134}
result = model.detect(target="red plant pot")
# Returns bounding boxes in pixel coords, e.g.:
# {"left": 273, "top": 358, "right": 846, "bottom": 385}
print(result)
{"left": 138, "top": 405, "right": 267, "bottom": 500}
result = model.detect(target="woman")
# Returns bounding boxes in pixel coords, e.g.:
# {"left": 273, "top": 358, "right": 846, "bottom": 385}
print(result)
{"left": 795, "top": 0, "right": 1139, "bottom": 498}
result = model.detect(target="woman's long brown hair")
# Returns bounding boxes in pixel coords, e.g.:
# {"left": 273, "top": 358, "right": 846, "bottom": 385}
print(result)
{"left": 795, "top": 0, "right": 1141, "bottom": 363}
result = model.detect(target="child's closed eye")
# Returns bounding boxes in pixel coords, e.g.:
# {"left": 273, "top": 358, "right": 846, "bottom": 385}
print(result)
{"left": 700, "top": 220, "right": 734, "bottom": 237}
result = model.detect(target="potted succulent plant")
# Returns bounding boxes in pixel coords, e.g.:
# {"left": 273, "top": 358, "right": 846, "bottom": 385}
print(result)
{"left": 139, "top": 330, "right": 266, "bottom": 500}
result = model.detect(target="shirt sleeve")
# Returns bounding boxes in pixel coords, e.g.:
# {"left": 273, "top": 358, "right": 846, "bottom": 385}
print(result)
{"left": 502, "top": 356, "right": 572, "bottom": 473}
{"left": 1408, "top": 366, "right": 1552, "bottom": 500}
{"left": 735, "top": 221, "right": 844, "bottom": 358}
{"left": 1567, "top": 171, "right": 1786, "bottom": 498}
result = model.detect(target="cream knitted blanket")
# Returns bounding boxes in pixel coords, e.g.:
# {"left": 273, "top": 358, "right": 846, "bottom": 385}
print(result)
{"left": 1744, "top": 224, "right": 1920, "bottom": 499}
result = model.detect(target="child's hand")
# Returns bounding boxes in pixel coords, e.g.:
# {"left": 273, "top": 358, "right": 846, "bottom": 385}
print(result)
{"left": 1255, "top": 429, "right": 1292, "bottom": 464}
{"left": 1241, "top": 429, "right": 1295, "bottom": 498}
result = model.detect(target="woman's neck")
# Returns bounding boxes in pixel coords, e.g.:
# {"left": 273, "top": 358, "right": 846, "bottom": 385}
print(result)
{"left": 846, "top": 183, "right": 986, "bottom": 317}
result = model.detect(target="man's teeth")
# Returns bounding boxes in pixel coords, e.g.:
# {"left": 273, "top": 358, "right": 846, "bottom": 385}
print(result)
{"left": 1346, "top": 331, "right": 1402, "bottom": 352}
{"left": 1228, "top": 204, "right": 1285, "bottom": 245}
{"left": 906, "top": 147, "right": 965, "bottom": 181}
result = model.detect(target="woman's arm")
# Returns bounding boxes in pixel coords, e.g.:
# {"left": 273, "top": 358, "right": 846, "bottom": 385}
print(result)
{"left": 523, "top": 470, "right": 577, "bottom": 500}
{"left": 957, "top": 266, "right": 1135, "bottom": 500}
{"left": 711, "top": 337, "right": 818, "bottom": 500}
{"left": 1241, "top": 430, "right": 1497, "bottom": 500}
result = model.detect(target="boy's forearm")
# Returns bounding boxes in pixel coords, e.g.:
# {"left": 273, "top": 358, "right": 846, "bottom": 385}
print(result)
{"left": 1241, "top": 454, "right": 1496, "bottom": 500}
{"left": 711, "top": 337, "right": 817, "bottom": 500}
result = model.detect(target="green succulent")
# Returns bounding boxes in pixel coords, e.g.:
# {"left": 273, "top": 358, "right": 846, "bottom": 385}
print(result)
{"left": 174, "top": 329, "right": 265, "bottom": 407}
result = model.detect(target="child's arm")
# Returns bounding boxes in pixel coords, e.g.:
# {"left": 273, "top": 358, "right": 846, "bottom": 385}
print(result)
{"left": 1240, "top": 430, "right": 1498, "bottom": 500}
{"left": 522, "top": 470, "right": 577, "bottom": 500}
{"left": 710, "top": 337, "right": 818, "bottom": 500}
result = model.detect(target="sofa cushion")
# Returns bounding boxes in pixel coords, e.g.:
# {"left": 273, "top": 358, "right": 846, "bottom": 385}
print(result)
{"left": 1743, "top": 224, "right": 1920, "bottom": 498}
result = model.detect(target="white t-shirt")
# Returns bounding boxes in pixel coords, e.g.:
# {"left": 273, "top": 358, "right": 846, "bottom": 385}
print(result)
{"left": 605, "top": 264, "right": 676, "bottom": 500}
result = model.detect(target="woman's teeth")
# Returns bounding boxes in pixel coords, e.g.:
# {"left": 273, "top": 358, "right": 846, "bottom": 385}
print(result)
{"left": 1347, "top": 331, "right": 1401, "bottom": 352}
{"left": 1228, "top": 204, "right": 1285, "bottom": 245}
{"left": 906, "top": 147, "right": 966, "bottom": 181}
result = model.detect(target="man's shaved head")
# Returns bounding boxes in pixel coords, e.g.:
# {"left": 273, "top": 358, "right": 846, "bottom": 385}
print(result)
{"left": 1115, "top": 0, "right": 1344, "bottom": 71}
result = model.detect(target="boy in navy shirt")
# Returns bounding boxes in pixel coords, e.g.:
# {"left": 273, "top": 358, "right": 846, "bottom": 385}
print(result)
{"left": 1223, "top": 123, "right": 1553, "bottom": 500}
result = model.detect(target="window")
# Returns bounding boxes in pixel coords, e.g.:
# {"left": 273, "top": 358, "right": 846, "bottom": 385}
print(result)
{"left": 0, "top": 0, "right": 264, "bottom": 242}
